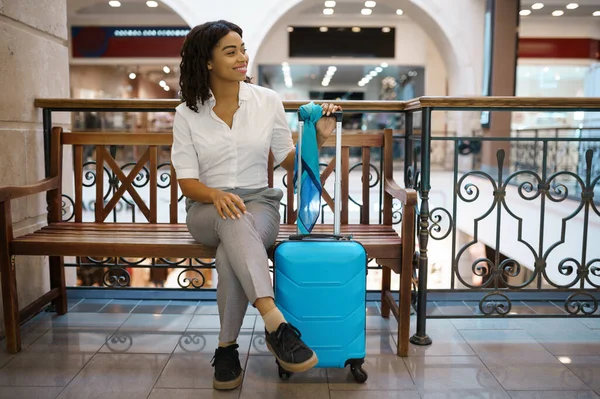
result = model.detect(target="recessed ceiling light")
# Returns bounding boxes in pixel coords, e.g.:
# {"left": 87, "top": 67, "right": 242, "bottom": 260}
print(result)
{"left": 543, "top": 66, "right": 549, "bottom": 72}
{"left": 396, "top": 8, "right": 404, "bottom": 15}
{"left": 163, "top": 85, "right": 170, "bottom": 91}
{"left": 566, "top": 3, "right": 578, "bottom": 9}
{"left": 319, "top": 26, "right": 329, "bottom": 32}
{"left": 323, "top": 8, "right": 334, "bottom": 15}
{"left": 519, "top": 9, "right": 531, "bottom": 16}
{"left": 287, "top": 26, "right": 294, "bottom": 32}
{"left": 369, "top": 71, "right": 378, "bottom": 76}
{"left": 361, "top": 8, "right": 372, "bottom": 15}
{"left": 159, "top": 80, "right": 166, "bottom": 87}
{"left": 531, "top": 3, "right": 544, "bottom": 9}
{"left": 352, "top": 27, "right": 361, "bottom": 32}
{"left": 108, "top": 0, "right": 121, "bottom": 7}
{"left": 324, "top": 0, "right": 336, "bottom": 7}
{"left": 358, "top": 82, "right": 366, "bottom": 87}
{"left": 375, "top": 67, "right": 383, "bottom": 72}
{"left": 128, "top": 72, "right": 136, "bottom": 80}
{"left": 163, "top": 66, "right": 170, "bottom": 74}
{"left": 552, "top": 10, "right": 564, "bottom": 16}
{"left": 146, "top": 1, "right": 159, "bottom": 7}
{"left": 365, "top": 1, "right": 376, "bottom": 7}
{"left": 593, "top": 11, "right": 600, "bottom": 16}
{"left": 382, "top": 27, "right": 391, "bottom": 33}
{"left": 380, "top": 62, "right": 388, "bottom": 67}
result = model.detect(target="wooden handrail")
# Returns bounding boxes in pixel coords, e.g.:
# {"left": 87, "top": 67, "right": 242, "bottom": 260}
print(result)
{"left": 35, "top": 96, "right": 600, "bottom": 112}
{"left": 404, "top": 96, "right": 600, "bottom": 111}
{"left": 34, "top": 98, "right": 404, "bottom": 112}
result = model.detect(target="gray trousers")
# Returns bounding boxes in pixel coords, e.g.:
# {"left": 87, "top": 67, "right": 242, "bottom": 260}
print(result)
{"left": 186, "top": 187, "right": 283, "bottom": 342}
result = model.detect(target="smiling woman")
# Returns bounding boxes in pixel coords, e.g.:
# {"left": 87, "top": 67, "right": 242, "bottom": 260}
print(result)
{"left": 172, "top": 20, "right": 341, "bottom": 391}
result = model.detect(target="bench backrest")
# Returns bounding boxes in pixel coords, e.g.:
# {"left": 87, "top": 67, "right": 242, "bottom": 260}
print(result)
{"left": 56, "top": 128, "right": 395, "bottom": 225}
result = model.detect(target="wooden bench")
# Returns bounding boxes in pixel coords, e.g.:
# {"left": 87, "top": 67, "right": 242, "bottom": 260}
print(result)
{"left": 0, "top": 126, "right": 417, "bottom": 355}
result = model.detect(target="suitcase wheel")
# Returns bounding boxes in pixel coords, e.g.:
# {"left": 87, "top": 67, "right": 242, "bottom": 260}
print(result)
{"left": 276, "top": 361, "right": 293, "bottom": 381}
{"left": 350, "top": 364, "right": 368, "bottom": 383}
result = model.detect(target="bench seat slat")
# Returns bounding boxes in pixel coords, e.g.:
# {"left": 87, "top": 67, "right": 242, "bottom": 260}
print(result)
{"left": 11, "top": 223, "right": 401, "bottom": 259}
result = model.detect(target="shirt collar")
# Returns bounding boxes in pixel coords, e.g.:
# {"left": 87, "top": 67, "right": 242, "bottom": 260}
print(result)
{"left": 208, "top": 82, "right": 251, "bottom": 105}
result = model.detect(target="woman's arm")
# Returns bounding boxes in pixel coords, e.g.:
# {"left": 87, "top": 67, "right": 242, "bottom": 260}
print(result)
{"left": 179, "top": 179, "right": 247, "bottom": 220}
{"left": 278, "top": 102, "right": 342, "bottom": 173}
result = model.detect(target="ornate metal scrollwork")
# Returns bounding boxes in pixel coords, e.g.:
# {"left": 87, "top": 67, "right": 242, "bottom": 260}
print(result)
{"left": 103, "top": 267, "right": 131, "bottom": 287}
{"left": 565, "top": 292, "right": 598, "bottom": 316}
{"left": 479, "top": 292, "right": 511, "bottom": 316}
{"left": 177, "top": 268, "right": 206, "bottom": 288}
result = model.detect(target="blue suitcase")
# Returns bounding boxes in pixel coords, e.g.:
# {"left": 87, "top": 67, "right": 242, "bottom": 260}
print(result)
{"left": 273, "top": 111, "right": 368, "bottom": 383}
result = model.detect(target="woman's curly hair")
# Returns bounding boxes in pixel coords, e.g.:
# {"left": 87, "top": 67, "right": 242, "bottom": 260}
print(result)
{"left": 179, "top": 20, "right": 252, "bottom": 113}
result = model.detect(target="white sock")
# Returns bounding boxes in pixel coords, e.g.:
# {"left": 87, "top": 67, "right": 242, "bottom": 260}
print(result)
{"left": 263, "top": 307, "right": 287, "bottom": 333}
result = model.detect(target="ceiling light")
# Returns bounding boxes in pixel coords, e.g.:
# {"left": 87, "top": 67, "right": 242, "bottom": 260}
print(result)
{"left": 566, "top": 3, "right": 578, "bottom": 9}
{"left": 352, "top": 27, "right": 361, "bottom": 32}
{"left": 323, "top": 8, "right": 334, "bottom": 15}
{"left": 163, "top": 66, "right": 170, "bottom": 73}
{"left": 365, "top": 1, "right": 376, "bottom": 7}
{"left": 369, "top": 71, "right": 378, "bottom": 76}
{"left": 382, "top": 27, "right": 391, "bottom": 33}
{"left": 159, "top": 80, "right": 166, "bottom": 87}
{"left": 519, "top": 9, "right": 531, "bottom": 16}
{"left": 358, "top": 82, "right": 366, "bottom": 87}
{"left": 287, "top": 26, "right": 294, "bottom": 32}
{"left": 282, "top": 62, "right": 289, "bottom": 67}
{"left": 375, "top": 67, "right": 383, "bottom": 72}
{"left": 361, "top": 8, "right": 372, "bottom": 15}
{"left": 324, "top": 0, "right": 336, "bottom": 7}
{"left": 555, "top": 74, "right": 561, "bottom": 80}
{"left": 396, "top": 8, "right": 404, "bottom": 15}
{"left": 552, "top": 10, "right": 564, "bottom": 16}
{"left": 531, "top": 3, "right": 544, "bottom": 9}
{"left": 543, "top": 66, "right": 549, "bottom": 72}
{"left": 319, "top": 27, "right": 329, "bottom": 32}
{"left": 380, "top": 62, "right": 388, "bottom": 67}
{"left": 146, "top": 1, "right": 159, "bottom": 7}
{"left": 163, "top": 86, "right": 170, "bottom": 91}
{"left": 328, "top": 66, "right": 337, "bottom": 72}
{"left": 128, "top": 73, "right": 136, "bottom": 80}
{"left": 593, "top": 11, "right": 600, "bottom": 16}
{"left": 108, "top": 0, "right": 121, "bottom": 7}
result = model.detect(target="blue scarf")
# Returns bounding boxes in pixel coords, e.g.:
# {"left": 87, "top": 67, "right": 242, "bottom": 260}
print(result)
{"left": 294, "top": 102, "right": 323, "bottom": 234}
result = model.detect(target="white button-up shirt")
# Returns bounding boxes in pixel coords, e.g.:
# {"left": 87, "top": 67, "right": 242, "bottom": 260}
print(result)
{"left": 171, "top": 82, "right": 295, "bottom": 190}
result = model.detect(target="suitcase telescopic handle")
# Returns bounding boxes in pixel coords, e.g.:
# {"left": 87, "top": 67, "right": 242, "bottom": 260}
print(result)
{"left": 296, "top": 110, "right": 343, "bottom": 236}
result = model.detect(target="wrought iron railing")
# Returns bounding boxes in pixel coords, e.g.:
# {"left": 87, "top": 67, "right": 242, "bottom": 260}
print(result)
{"left": 401, "top": 97, "right": 600, "bottom": 348}
{"left": 35, "top": 96, "right": 600, "bottom": 350}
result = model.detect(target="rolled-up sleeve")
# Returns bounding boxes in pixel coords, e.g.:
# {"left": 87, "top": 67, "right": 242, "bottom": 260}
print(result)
{"left": 270, "top": 94, "right": 295, "bottom": 165}
{"left": 171, "top": 109, "right": 200, "bottom": 180}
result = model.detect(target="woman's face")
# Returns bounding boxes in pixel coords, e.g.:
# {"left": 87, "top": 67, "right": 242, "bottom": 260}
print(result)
{"left": 208, "top": 31, "right": 249, "bottom": 82}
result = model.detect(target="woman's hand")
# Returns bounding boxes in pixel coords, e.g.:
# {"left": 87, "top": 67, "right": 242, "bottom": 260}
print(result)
{"left": 316, "top": 102, "right": 343, "bottom": 146}
{"left": 211, "top": 190, "right": 247, "bottom": 219}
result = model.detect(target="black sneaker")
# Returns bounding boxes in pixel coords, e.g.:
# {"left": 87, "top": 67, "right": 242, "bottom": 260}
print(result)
{"left": 211, "top": 344, "right": 243, "bottom": 390}
{"left": 265, "top": 323, "right": 318, "bottom": 372}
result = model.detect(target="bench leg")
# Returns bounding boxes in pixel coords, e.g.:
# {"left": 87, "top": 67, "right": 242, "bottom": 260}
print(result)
{"left": 380, "top": 266, "right": 391, "bottom": 318}
{"left": 49, "top": 256, "right": 67, "bottom": 315}
{"left": 398, "top": 268, "right": 412, "bottom": 357}
{"left": 1, "top": 255, "right": 21, "bottom": 354}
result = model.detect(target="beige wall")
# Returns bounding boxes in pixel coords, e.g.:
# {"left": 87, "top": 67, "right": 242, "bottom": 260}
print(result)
{"left": 0, "top": 0, "right": 70, "bottom": 335}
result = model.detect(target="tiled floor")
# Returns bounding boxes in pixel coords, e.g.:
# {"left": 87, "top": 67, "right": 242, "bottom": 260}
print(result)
{"left": 1, "top": 298, "right": 600, "bottom": 399}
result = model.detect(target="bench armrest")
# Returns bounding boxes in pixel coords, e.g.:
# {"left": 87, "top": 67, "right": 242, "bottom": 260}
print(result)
{"left": 384, "top": 177, "right": 418, "bottom": 206}
{"left": 0, "top": 177, "right": 59, "bottom": 203}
